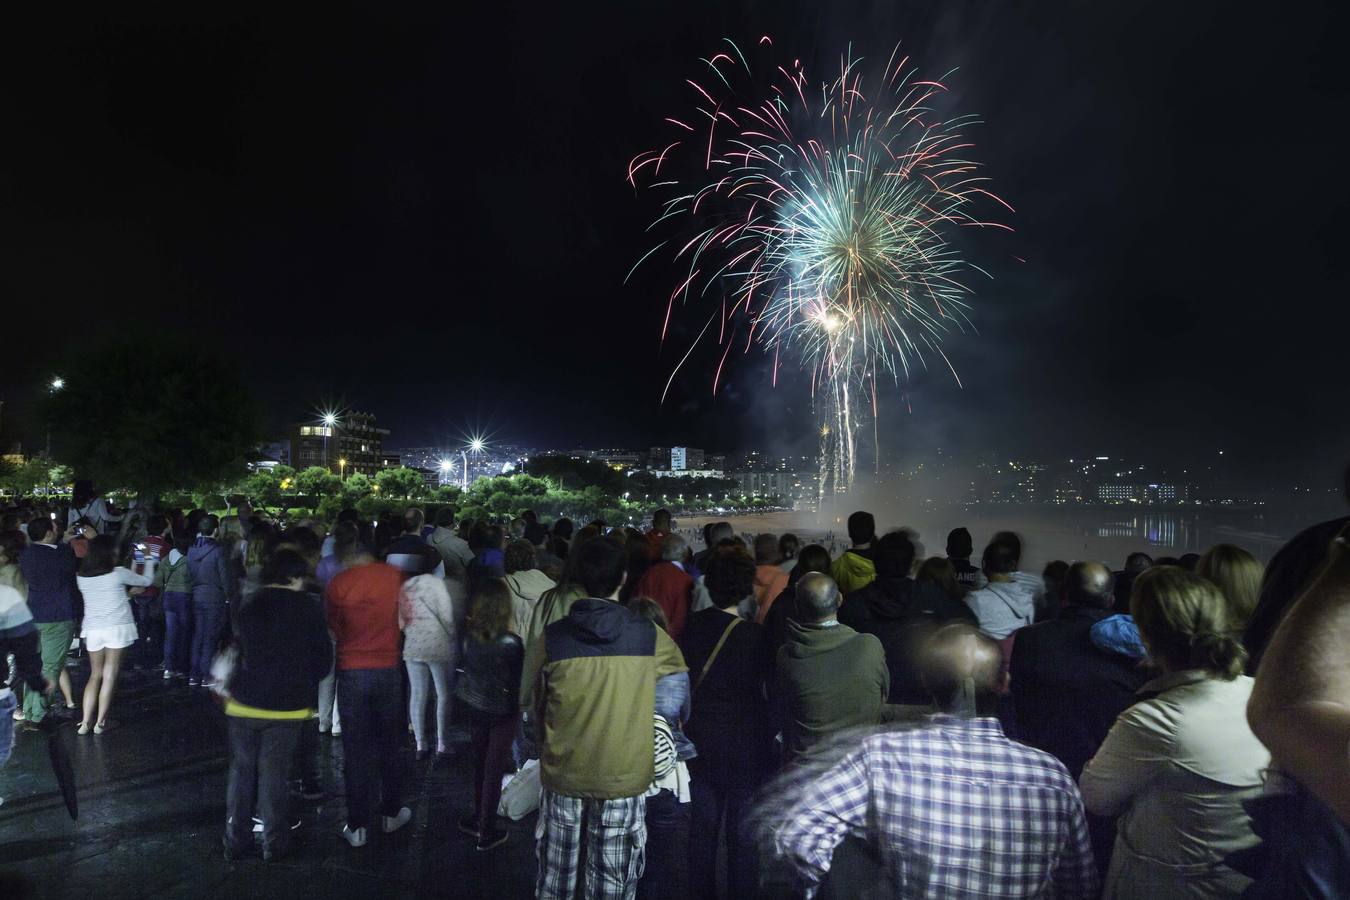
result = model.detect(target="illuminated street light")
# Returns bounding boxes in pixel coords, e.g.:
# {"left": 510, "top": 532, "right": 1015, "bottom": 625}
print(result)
{"left": 338, "top": 457, "right": 348, "bottom": 480}
{"left": 50, "top": 377, "right": 64, "bottom": 391}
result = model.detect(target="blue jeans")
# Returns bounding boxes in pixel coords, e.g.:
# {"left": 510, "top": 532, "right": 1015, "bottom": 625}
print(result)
{"left": 336, "top": 667, "right": 404, "bottom": 830}
{"left": 190, "top": 601, "right": 226, "bottom": 682}
{"left": 639, "top": 788, "right": 689, "bottom": 900}
{"left": 0, "top": 689, "right": 15, "bottom": 768}
{"left": 162, "top": 591, "right": 192, "bottom": 674}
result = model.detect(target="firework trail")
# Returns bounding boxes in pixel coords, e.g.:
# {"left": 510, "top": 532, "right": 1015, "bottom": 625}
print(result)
{"left": 628, "top": 37, "right": 1010, "bottom": 499}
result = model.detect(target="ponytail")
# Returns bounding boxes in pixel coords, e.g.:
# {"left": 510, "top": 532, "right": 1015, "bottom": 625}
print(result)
{"left": 1189, "top": 631, "right": 1247, "bottom": 680}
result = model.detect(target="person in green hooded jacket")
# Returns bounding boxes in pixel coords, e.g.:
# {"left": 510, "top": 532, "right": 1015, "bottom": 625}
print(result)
{"left": 831, "top": 511, "right": 878, "bottom": 596}
{"left": 775, "top": 571, "right": 889, "bottom": 762}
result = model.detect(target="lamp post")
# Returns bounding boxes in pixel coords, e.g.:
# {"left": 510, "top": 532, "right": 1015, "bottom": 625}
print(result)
{"left": 439, "top": 459, "right": 453, "bottom": 487}
{"left": 321, "top": 412, "right": 338, "bottom": 469}
{"left": 46, "top": 376, "right": 63, "bottom": 457}
{"left": 459, "top": 450, "right": 469, "bottom": 491}
{"left": 338, "top": 457, "right": 348, "bottom": 481}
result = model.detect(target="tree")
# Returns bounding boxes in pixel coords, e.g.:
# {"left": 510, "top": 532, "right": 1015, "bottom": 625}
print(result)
{"left": 340, "top": 472, "right": 374, "bottom": 505}
{"left": 295, "top": 466, "right": 342, "bottom": 512}
{"left": 375, "top": 466, "right": 426, "bottom": 501}
{"left": 0, "top": 454, "right": 57, "bottom": 497}
{"left": 48, "top": 344, "right": 261, "bottom": 500}
{"left": 242, "top": 470, "right": 283, "bottom": 508}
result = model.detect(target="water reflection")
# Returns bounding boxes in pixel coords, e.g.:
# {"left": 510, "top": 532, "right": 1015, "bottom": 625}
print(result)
{"left": 1091, "top": 512, "right": 1287, "bottom": 559}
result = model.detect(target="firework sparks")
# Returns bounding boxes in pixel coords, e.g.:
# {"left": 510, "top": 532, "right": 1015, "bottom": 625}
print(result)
{"left": 629, "top": 38, "right": 1010, "bottom": 498}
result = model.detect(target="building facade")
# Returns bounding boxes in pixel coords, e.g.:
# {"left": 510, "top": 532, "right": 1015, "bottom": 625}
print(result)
{"left": 288, "top": 412, "right": 390, "bottom": 477}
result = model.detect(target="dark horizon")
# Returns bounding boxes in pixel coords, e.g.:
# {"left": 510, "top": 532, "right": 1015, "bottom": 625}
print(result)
{"left": 4, "top": 2, "right": 1348, "bottom": 487}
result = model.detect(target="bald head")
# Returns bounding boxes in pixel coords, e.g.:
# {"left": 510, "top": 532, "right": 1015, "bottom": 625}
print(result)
{"left": 796, "top": 572, "right": 841, "bottom": 623}
{"left": 920, "top": 624, "right": 1004, "bottom": 716}
{"left": 1065, "top": 561, "right": 1114, "bottom": 609}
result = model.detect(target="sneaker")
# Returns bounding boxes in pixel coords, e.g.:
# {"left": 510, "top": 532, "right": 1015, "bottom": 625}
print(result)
{"left": 341, "top": 824, "right": 367, "bottom": 847}
{"left": 456, "top": 813, "right": 479, "bottom": 837}
{"left": 476, "top": 826, "right": 508, "bottom": 852}
{"left": 11, "top": 709, "right": 23, "bottom": 721}
{"left": 381, "top": 807, "right": 412, "bottom": 834}
{"left": 163, "top": 670, "right": 173, "bottom": 680}
{"left": 252, "top": 816, "right": 302, "bottom": 834}
{"left": 188, "top": 678, "right": 200, "bottom": 687}
{"left": 201, "top": 679, "right": 218, "bottom": 689}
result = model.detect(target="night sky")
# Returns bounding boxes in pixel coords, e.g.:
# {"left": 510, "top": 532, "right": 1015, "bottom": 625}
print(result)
{"left": 4, "top": 2, "right": 1348, "bottom": 482}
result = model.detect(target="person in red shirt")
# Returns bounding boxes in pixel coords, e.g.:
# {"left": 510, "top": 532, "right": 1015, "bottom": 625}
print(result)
{"left": 633, "top": 533, "right": 696, "bottom": 641}
{"left": 324, "top": 531, "right": 413, "bottom": 848}
{"left": 644, "top": 508, "right": 672, "bottom": 561}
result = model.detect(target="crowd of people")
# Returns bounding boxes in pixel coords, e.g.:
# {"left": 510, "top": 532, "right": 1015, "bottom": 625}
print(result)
{"left": 2, "top": 475, "right": 1350, "bottom": 899}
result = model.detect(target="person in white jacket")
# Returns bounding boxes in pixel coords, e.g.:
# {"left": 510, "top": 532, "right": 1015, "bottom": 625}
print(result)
{"left": 1080, "top": 566, "right": 1268, "bottom": 899}
{"left": 400, "top": 572, "right": 457, "bottom": 761}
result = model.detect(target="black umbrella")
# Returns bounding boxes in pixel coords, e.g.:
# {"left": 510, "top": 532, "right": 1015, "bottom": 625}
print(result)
{"left": 39, "top": 719, "right": 78, "bottom": 820}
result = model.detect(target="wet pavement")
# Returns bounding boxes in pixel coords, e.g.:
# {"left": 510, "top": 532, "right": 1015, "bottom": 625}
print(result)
{"left": 0, "top": 659, "right": 540, "bottom": 900}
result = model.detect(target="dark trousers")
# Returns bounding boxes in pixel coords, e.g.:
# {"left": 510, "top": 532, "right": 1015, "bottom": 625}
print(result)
{"left": 290, "top": 715, "right": 321, "bottom": 791}
{"left": 132, "top": 592, "right": 163, "bottom": 667}
{"left": 470, "top": 710, "right": 516, "bottom": 833}
{"left": 688, "top": 777, "right": 756, "bottom": 900}
{"left": 161, "top": 591, "right": 192, "bottom": 674}
{"left": 639, "top": 787, "right": 689, "bottom": 900}
{"left": 225, "top": 716, "right": 302, "bottom": 854}
{"left": 190, "top": 600, "right": 226, "bottom": 681}
{"left": 336, "top": 667, "right": 404, "bottom": 830}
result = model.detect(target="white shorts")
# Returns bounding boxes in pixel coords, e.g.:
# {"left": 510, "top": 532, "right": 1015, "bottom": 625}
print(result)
{"left": 81, "top": 623, "right": 138, "bottom": 652}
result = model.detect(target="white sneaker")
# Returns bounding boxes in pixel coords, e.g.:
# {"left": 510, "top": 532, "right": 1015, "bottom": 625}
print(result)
{"left": 341, "top": 824, "right": 367, "bottom": 847}
{"left": 163, "top": 670, "right": 173, "bottom": 680}
{"left": 381, "top": 807, "right": 412, "bottom": 834}
{"left": 331, "top": 725, "right": 342, "bottom": 736}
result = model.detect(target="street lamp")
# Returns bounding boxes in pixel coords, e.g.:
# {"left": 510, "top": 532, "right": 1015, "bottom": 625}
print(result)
{"left": 320, "top": 411, "right": 339, "bottom": 469}
{"left": 46, "top": 376, "right": 64, "bottom": 457}
{"left": 338, "top": 457, "right": 348, "bottom": 480}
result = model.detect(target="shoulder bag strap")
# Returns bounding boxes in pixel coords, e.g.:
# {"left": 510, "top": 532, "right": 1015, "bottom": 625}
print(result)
{"left": 693, "top": 616, "right": 741, "bottom": 695}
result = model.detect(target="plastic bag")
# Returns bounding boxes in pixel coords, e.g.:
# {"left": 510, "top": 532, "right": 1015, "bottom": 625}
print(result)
{"left": 498, "top": 758, "right": 541, "bottom": 820}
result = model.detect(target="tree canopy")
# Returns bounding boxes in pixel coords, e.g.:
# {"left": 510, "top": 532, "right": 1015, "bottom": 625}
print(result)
{"left": 48, "top": 344, "right": 260, "bottom": 500}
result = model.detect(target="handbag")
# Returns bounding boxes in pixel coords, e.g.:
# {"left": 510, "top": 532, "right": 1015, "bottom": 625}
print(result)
{"left": 693, "top": 615, "right": 741, "bottom": 695}
{"left": 209, "top": 642, "right": 239, "bottom": 700}
{"left": 652, "top": 712, "right": 677, "bottom": 781}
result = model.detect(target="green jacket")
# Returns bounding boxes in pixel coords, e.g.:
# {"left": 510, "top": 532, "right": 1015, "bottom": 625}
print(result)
{"left": 775, "top": 619, "right": 888, "bottom": 761}
{"left": 831, "top": 549, "right": 877, "bottom": 595}
{"left": 524, "top": 597, "right": 686, "bottom": 799}
{"left": 153, "top": 552, "right": 194, "bottom": 595}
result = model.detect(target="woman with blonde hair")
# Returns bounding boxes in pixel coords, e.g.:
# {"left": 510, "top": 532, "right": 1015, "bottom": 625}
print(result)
{"left": 1080, "top": 566, "right": 1269, "bottom": 898}
{"left": 1195, "top": 543, "right": 1263, "bottom": 634}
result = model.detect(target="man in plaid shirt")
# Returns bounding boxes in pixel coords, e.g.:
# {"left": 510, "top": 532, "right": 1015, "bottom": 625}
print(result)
{"left": 776, "top": 624, "right": 1099, "bottom": 898}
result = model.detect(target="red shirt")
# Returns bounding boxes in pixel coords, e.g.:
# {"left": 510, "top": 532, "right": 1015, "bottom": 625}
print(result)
{"left": 325, "top": 562, "right": 403, "bottom": 670}
{"left": 634, "top": 560, "right": 694, "bottom": 641}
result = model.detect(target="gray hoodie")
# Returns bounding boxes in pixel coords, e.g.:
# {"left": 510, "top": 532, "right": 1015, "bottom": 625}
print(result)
{"left": 964, "top": 575, "right": 1039, "bottom": 639}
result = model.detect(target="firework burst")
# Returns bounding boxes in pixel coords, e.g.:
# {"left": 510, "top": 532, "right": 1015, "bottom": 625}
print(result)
{"left": 628, "top": 37, "right": 1010, "bottom": 498}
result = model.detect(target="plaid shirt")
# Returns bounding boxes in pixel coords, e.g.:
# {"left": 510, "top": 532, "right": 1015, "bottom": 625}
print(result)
{"left": 776, "top": 715, "right": 1099, "bottom": 898}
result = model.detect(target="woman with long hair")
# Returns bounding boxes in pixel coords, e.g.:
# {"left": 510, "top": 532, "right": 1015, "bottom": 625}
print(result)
{"left": 454, "top": 578, "right": 523, "bottom": 851}
{"left": 401, "top": 566, "right": 457, "bottom": 763}
{"left": 1080, "top": 567, "right": 1269, "bottom": 897}
{"left": 75, "top": 535, "right": 153, "bottom": 733}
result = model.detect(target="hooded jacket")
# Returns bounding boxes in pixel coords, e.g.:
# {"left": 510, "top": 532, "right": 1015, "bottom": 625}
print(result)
{"left": 830, "top": 548, "right": 877, "bottom": 595}
{"left": 187, "top": 538, "right": 240, "bottom": 608}
{"left": 775, "top": 619, "right": 888, "bottom": 761}
{"left": 964, "top": 575, "right": 1039, "bottom": 639}
{"left": 504, "top": 568, "right": 556, "bottom": 637}
{"left": 526, "top": 597, "right": 686, "bottom": 799}
{"left": 839, "top": 576, "right": 977, "bottom": 703}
